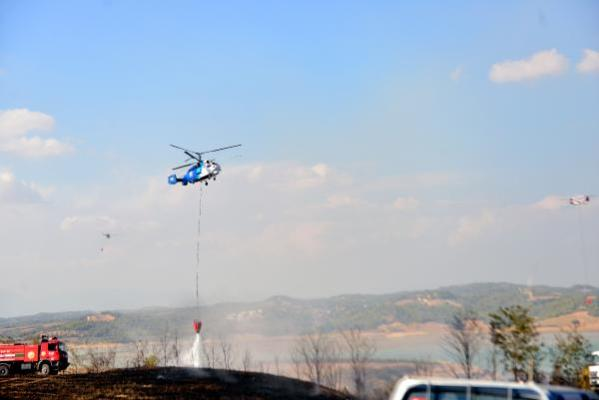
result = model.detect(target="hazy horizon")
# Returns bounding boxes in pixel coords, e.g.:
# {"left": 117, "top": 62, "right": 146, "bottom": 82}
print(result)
{"left": 1, "top": 280, "right": 597, "bottom": 319}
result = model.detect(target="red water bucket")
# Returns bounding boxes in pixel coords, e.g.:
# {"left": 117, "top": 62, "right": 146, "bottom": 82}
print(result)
{"left": 193, "top": 320, "right": 202, "bottom": 333}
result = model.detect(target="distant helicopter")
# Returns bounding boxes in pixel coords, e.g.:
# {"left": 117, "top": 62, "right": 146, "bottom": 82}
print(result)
{"left": 100, "top": 232, "right": 111, "bottom": 252}
{"left": 569, "top": 195, "right": 591, "bottom": 206}
{"left": 168, "top": 144, "right": 241, "bottom": 186}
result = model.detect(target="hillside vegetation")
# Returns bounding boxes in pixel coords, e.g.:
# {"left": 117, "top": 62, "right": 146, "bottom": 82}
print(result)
{"left": 0, "top": 283, "right": 596, "bottom": 343}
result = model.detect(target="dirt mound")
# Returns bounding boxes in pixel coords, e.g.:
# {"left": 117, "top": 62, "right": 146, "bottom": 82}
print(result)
{"left": 538, "top": 311, "right": 599, "bottom": 332}
{"left": 0, "top": 367, "right": 354, "bottom": 400}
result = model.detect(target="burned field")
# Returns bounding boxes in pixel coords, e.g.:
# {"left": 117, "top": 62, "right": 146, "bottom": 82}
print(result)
{"left": 0, "top": 367, "right": 354, "bottom": 399}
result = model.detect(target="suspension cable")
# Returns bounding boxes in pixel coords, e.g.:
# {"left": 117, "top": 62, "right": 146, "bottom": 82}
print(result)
{"left": 576, "top": 206, "right": 589, "bottom": 286}
{"left": 196, "top": 185, "right": 203, "bottom": 310}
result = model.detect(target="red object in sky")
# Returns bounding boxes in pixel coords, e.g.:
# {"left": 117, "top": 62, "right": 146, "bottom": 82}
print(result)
{"left": 193, "top": 320, "right": 202, "bottom": 333}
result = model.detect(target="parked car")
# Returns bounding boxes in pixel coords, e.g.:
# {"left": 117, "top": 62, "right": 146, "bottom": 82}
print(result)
{"left": 390, "top": 378, "right": 599, "bottom": 400}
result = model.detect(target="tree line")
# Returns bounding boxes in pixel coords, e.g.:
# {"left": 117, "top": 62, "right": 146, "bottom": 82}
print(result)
{"left": 64, "top": 304, "right": 597, "bottom": 399}
{"left": 443, "top": 305, "right": 594, "bottom": 388}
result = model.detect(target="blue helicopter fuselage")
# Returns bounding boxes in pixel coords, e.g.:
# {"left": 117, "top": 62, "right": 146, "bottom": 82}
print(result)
{"left": 168, "top": 160, "right": 221, "bottom": 186}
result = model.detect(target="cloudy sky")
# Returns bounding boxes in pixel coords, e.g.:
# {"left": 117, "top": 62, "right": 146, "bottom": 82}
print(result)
{"left": 0, "top": 1, "right": 598, "bottom": 317}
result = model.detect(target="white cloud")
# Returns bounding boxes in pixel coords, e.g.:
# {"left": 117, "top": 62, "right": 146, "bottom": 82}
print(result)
{"left": 449, "top": 210, "right": 495, "bottom": 246}
{"left": 0, "top": 170, "right": 15, "bottom": 184}
{"left": 0, "top": 170, "right": 48, "bottom": 204}
{"left": 0, "top": 109, "right": 54, "bottom": 138}
{"left": 326, "top": 194, "right": 360, "bottom": 208}
{"left": 450, "top": 66, "right": 463, "bottom": 81}
{"left": 393, "top": 196, "right": 419, "bottom": 211}
{"left": 0, "top": 136, "right": 74, "bottom": 157}
{"left": 0, "top": 108, "right": 73, "bottom": 157}
{"left": 292, "top": 163, "right": 331, "bottom": 189}
{"left": 372, "top": 172, "right": 463, "bottom": 192}
{"left": 311, "top": 163, "right": 329, "bottom": 178}
{"left": 533, "top": 195, "right": 565, "bottom": 211}
{"left": 577, "top": 49, "right": 599, "bottom": 74}
{"left": 408, "top": 217, "right": 436, "bottom": 239}
{"left": 289, "top": 222, "right": 329, "bottom": 253}
{"left": 489, "top": 49, "right": 568, "bottom": 83}
{"left": 228, "top": 162, "right": 341, "bottom": 191}
{"left": 60, "top": 215, "right": 117, "bottom": 231}
{"left": 247, "top": 166, "right": 264, "bottom": 182}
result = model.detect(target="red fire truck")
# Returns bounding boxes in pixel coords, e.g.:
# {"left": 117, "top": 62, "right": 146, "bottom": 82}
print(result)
{"left": 0, "top": 335, "right": 69, "bottom": 377}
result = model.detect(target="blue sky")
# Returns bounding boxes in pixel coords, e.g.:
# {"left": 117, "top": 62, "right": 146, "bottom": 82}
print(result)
{"left": 0, "top": 1, "right": 598, "bottom": 316}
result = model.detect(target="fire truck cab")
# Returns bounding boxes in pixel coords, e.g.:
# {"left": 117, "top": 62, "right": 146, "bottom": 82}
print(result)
{"left": 0, "top": 335, "right": 69, "bottom": 377}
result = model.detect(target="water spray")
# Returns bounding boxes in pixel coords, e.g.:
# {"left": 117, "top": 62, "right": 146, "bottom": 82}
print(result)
{"left": 192, "top": 320, "right": 203, "bottom": 368}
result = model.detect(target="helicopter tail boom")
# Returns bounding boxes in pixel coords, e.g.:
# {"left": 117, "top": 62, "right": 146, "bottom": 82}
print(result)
{"left": 168, "top": 174, "right": 182, "bottom": 185}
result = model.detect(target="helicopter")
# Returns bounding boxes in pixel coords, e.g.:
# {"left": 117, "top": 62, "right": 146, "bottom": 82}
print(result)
{"left": 168, "top": 144, "right": 241, "bottom": 186}
{"left": 569, "top": 194, "right": 591, "bottom": 206}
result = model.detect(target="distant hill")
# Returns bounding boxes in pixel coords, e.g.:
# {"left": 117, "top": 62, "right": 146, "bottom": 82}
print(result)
{"left": 1, "top": 282, "right": 597, "bottom": 343}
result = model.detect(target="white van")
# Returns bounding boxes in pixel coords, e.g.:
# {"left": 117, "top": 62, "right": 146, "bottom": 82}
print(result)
{"left": 390, "top": 378, "right": 599, "bottom": 400}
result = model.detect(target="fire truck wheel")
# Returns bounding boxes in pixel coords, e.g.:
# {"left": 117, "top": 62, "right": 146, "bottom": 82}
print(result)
{"left": 0, "top": 364, "right": 9, "bottom": 377}
{"left": 39, "top": 363, "right": 51, "bottom": 376}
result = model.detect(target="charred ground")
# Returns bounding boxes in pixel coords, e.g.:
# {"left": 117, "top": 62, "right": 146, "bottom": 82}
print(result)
{"left": 0, "top": 367, "right": 355, "bottom": 400}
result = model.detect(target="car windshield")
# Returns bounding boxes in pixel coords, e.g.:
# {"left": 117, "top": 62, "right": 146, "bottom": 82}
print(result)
{"left": 548, "top": 390, "right": 599, "bottom": 400}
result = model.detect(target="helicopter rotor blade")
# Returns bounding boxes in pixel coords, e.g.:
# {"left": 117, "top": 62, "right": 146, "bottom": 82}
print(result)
{"left": 185, "top": 151, "right": 200, "bottom": 160}
{"left": 170, "top": 144, "right": 192, "bottom": 152}
{"left": 199, "top": 144, "right": 242, "bottom": 156}
{"left": 172, "top": 162, "right": 196, "bottom": 171}
{"left": 170, "top": 144, "right": 201, "bottom": 160}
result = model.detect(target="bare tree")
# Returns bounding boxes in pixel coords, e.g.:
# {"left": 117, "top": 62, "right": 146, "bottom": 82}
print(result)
{"left": 291, "top": 331, "right": 342, "bottom": 389}
{"left": 341, "top": 328, "right": 376, "bottom": 399}
{"left": 292, "top": 351, "right": 303, "bottom": 379}
{"left": 131, "top": 340, "right": 149, "bottom": 368}
{"left": 87, "top": 346, "right": 116, "bottom": 373}
{"left": 69, "top": 346, "right": 85, "bottom": 374}
{"left": 171, "top": 330, "right": 181, "bottom": 367}
{"left": 218, "top": 336, "right": 235, "bottom": 370}
{"left": 242, "top": 349, "right": 253, "bottom": 372}
{"left": 323, "top": 357, "right": 343, "bottom": 390}
{"left": 158, "top": 325, "right": 171, "bottom": 366}
{"left": 370, "top": 380, "right": 398, "bottom": 400}
{"left": 274, "top": 356, "right": 281, "bottom": 376}
{"left": 202, "top": 339, "right": 221, "bottom": 368}
{"left": 412, "top": 357, "right": 435, "bottom": 377}
{"left": 442, "top": 310, "right": 483, "bottom": 379}
{"left": 257, "top": 361, "right": 270, "bottom": 373}
{"left": 488, "top": 345, "right": 499, "bottom": 380}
